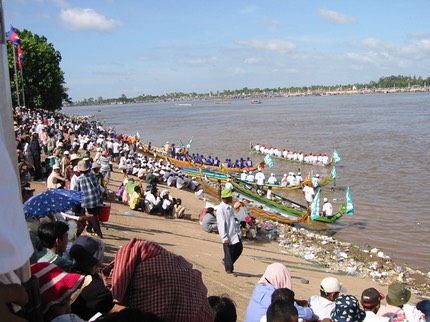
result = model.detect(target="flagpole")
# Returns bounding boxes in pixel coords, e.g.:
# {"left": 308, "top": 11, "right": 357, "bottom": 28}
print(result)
{"left": 11, "top": 43, "right": 21, "bottom": 106}
{"left": 19, "top": 68, "right": 25, "bottom": 107}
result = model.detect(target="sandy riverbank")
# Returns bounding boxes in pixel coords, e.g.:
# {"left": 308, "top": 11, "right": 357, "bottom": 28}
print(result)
{"left": 29, "top": 160, "right": 429, "bottom": 321}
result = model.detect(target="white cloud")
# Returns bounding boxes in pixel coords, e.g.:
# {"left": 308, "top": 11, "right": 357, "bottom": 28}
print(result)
{"left": 238, "top": 39, "right": 296, "bottom": 54}
{"left": 60, "top": 8, "right": 118, "bottom": 32}
{"left": 244, "top": 57, "right": 261, "bottom": 64}
{"left": 176, "top": 56, "right": 220, "bottom": 65}
{"left": 360, "top": 38, "right": 380, "bottom": 49}
{"left": 270, "top": 19, "right": 282, "bottom": 27}
{"left": 228, "top": 67, "right": 246, "bottom": 75}
{"left": 409, "top": 32, "right": 430, "bottom": 39}
{"left": 319, "top": 9, "right": 356, "bottom": 25}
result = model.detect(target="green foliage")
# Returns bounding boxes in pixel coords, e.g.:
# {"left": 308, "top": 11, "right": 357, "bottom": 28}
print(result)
{"left": 7, "top": 29, "right": 71, "bottom": 111}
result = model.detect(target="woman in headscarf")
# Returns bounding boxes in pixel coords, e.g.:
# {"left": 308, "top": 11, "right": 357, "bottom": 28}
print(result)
{"left": 244, "top": 262, "right": 315, "bottom": 322}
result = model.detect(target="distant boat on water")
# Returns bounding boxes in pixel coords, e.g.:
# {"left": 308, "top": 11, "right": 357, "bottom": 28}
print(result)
{"left": 251, "top": 100, "right": 262, "bottom": 104}
{"left": 175, "top": 103, "right": 192, "bottom": 106}
{"left": 215, "top": 101, "right": 231, "bottom": 105}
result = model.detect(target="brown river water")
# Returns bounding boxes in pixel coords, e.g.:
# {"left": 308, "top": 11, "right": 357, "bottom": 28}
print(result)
{"left": 64, "top": 92, "right": 430, "bottom": 271}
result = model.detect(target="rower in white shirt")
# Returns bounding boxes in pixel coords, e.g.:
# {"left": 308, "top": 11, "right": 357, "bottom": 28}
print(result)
{"left": 240, "top": 170, "right": 248, "bottom": 181}
{"left": 320, "top": 198, "right": 333, "bottom": 217}
{"left": 267, "top": 173, "right": 278, "bottom": 185}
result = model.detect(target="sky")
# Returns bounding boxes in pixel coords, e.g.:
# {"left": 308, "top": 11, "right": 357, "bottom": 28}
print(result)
{"left": 4, "top": 0, "right": 430, "bottom": 101}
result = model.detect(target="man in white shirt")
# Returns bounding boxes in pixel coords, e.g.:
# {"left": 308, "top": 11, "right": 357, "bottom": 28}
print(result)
{"left": 361, "top": 288, "right": 389, "bottom": 322}
{"left": 296, "top": 172, "right": 303, "bottom": 183}
{"left": 216, "top": 189, "right": 243, "bottom": 275}
{"left": 321, "top": 198, "right": 334, "bottom": 217}
{"left": 309, "top": 277, "right": 342, "bottom": 320}
{"left": 267, "top": 173, "right": 278, "bottom": 185}
{"left": 240, "top": 170, "right": 248, "bottom": 181}
{"left": 303, "top": 183, "right": 315, "bottom": 204}
{"left": 225, "top": 178, "right": 234, "bottom": 191}
{"left": 246, "top": 171, "right": 255, "bottom": 183}
{"left": 47, "top": 164, "right": 66, "bottom": 189}
{"left": 255, "top": 170, "right": 266, "bottom": 190}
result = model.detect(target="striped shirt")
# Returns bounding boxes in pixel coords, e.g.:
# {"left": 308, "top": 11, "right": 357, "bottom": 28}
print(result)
{"left": 74, "top": 172, "right": 101, "bottom": 209}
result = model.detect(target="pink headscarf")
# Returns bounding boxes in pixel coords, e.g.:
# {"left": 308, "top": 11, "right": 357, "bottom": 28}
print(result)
{"left": 258, "top": 263, "right": 293, "bottom": 290}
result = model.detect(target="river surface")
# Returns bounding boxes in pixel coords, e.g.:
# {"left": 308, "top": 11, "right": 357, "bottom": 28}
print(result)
{"left": 63, "top": 93, "right": 430, "bottom": 271}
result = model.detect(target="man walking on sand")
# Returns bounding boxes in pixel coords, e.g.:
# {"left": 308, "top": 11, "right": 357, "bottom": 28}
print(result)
{"left": 217, "top": 189, "right": 243, "bottom": 275}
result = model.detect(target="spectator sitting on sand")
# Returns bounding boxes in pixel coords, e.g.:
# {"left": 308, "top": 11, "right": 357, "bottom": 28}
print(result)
{"left": 234, "top": 201, "right": 257, "bottom": 240}
{"left": 416, "top": 300, "right": 430, "bottom": 322}
{"left": 36, "top": 221, "right": 74, "bottom": 272}
{"left": 309, "top": 277, "right": 342, "bottom": 320}
{"left": 160, "top": 189, "right": 175, "bottom": 216}
{"left": 69, "top": 236, "right": 114, "bottom": 320}
{"left": 31, "top": 262, "right": 90, "bottom": 322}
{"left": 173, "top": 198, "right": 186, "bottom": 218}
{"left": 129, "top": 186, "right": 146, "bottom": 211}
{"left": 245, "top": 263, "right": 315, "bottom": 322}
{"left": 104, "top": 238, "right": 214, "bottom": 321}
{"left": 208, "top": 294, "right": 238, "bottom": 322}
{"left": 377, "top": 282, "right": 425, "bottom": 322}
{"left": 145, "top": 187, "right": 163, "bottom": 215}
{"left": 331, "top": 294, "right": 365, "bottom": 322}
{"left": 360, "top": 287, "right": 389, "bottom": 322}
{"left": 47, "top": 164, "right": 66, "bottom": 189}
{"left": 267, "top": 300, "right": 298, "bottom": 322}
{"left": 202, "top": 207, "right": 218, "bottom": 233}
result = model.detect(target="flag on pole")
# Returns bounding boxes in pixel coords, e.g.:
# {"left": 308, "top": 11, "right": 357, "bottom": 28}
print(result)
{"left": 331, "top": 149, "right": 342, "bottom": 164}
{"left": 310, "top": 189, "right": 321, "bottom": 220}
{"left": 345, "top": 186, "right": 354, "bottom": 215}
{"left": 7, "top": 25, "right": 21, "bottom": 45}
{"left": 331, "top": 166, "right": 337, "bottom": 187}
{"left": 263, "top": 154, "right": 274, "bottom": 168}
{"left": 17, "top": 45, "right": 24, "bottom": 70}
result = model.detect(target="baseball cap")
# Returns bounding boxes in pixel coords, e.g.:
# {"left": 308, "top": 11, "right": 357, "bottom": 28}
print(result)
{"left": 320, "top": 277, "right": 342, "bottom": 293}
{"left": 70, "top": 236, "right": 105, "bottom": 270}
{"left": 361, "top": 287, "right": 385, "bottom": 307}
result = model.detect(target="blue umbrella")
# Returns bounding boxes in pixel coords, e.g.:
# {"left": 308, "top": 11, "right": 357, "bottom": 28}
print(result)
{"left": 23, "top": 189, "right": 84, "bottom": 218}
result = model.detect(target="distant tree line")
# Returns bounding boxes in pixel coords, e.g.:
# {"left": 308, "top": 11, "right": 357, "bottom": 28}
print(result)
{"left": 72, "top": 74, "right": 430, "bottom": 106}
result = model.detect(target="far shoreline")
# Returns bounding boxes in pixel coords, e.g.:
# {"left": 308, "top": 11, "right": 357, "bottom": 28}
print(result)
{"left": 65, "top": 88, "right": 430, "bottom": 107}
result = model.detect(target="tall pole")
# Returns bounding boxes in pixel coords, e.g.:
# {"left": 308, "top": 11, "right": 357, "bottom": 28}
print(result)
{"left": 11, "top": 43, "right": 20, "bottom": 106}
{"left": 19, "top": 68, "right": 25, "bottom": 107}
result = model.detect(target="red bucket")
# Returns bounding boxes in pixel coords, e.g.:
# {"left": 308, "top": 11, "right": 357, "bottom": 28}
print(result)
{"left": 99, "top": 203, "right": 111, "bottom": 222}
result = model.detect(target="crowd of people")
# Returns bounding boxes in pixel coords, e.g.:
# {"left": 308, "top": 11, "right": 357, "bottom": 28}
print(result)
{"left": 4, "top": 106, "right": 428, "bottom": 321}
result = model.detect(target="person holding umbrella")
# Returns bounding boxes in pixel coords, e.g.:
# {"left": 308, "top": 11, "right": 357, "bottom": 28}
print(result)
{"left": 74, "top": 160, "right": 103, "bottom": 238}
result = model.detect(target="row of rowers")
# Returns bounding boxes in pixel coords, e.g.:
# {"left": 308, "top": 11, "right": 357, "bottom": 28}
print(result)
{"left": 188, "top": 153, "right": 253, "bottom": 169}
{"left": 126, "top": 155, "right": 200, "bottom": 190}
{"left": 253, "top": 143, "right": 330, "bottom": 165}
{"left": 237, "top": 169, "right": 315, "bottom": 187}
